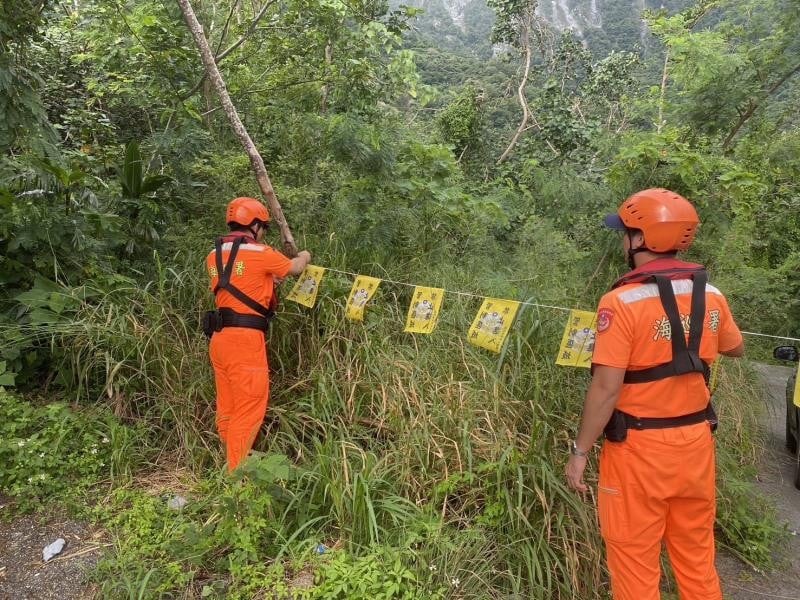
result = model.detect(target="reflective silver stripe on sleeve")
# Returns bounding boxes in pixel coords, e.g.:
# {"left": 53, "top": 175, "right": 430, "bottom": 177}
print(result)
{"left": 618, "top": 280, "right": 722, "bottom": 304}
{"left": 208, "top": 242, "right": 265, "bottom": 256}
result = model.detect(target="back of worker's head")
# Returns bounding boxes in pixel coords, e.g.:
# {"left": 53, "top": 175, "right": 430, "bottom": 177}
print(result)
{"left": 226, "top": 197, "right": 270, "bottom": 233}
{"left": 603, "top": 188, "right": 699, "bottom": 253}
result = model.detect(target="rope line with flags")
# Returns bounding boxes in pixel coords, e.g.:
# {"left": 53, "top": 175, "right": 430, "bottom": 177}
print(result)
{"left": 284, "top": 265, "right": 800, "bottom": 359}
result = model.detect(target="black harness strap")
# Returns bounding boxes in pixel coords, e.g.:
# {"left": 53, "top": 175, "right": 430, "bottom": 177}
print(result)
{"left": 217, "top": 308, "right": 270, "bottom": 331}
{"left": 213, "top": 237, "right": 275, "bottom": 322}
{"left": 622, "top": 406, "right": 711, "bottom": 431}
{"left": 604, "top": 269, "right": 717, "bottom": 439}
{"left": 623, "top": 271, "right": 709, "bottom": 384}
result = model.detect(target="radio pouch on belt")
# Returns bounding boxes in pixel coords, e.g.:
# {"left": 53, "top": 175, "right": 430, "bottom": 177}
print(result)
{"left": 202, "top": 310, "right": 222, "bottom": 339}
{"left": 603, "top": 409, "right": 628, "bottom": 442}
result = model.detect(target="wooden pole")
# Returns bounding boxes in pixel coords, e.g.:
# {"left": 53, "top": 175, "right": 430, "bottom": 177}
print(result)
{"left": 176, "top": 0, "right": 298, "bottom": 256}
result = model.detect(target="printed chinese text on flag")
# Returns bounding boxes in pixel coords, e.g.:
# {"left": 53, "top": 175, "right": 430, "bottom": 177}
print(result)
{"left": 708, "top": 359, "right": 721, "bottom": 394}
{"left": 404, "top": 287, "right": 444, "bottom": 334}
{"left": 555, "top": 310, "right": 596, "bottom": 368}
{"left": 345, "top": 275, "right": 381, "bottom": 321}
{"left": 286, "top": 265, "right": 326, "bottom": 308}
{"left": 467, "top": 298, "right": 520, "bottom": 353}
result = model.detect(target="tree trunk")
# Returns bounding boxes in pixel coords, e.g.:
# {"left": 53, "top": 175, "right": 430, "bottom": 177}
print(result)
{"left": 722, "top": 62, "right": 800, "bottom": 150}
{"left": 176, "top": 0, "right": 298, "bottom": 256}
{"left": 656, "top": 48, "right": 670, "bottom": 134}
{"left": 497, "top": 22, "right": 533, "bottom": 164}
{"left": 320, "top": 40, "right": 332, "bottom": 114}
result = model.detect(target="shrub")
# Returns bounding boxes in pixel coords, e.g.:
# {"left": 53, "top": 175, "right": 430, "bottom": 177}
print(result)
{"left": 0, "top": 389, "right": 135, "bottom": 510}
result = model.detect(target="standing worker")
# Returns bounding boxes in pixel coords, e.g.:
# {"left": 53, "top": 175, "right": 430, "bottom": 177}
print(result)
{"left": 204, "top": 197, "right": 311, "bottom": 472}
{"left": 565, "top": 189, "right": 744, "bottom": 599}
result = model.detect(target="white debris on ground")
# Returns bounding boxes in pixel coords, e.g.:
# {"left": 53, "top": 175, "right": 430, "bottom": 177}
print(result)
{"left": 42, "top": 538, "right": 65, "bottom": 562}
{"left": 167, "top": 494, "right": 188, "bottom": 510}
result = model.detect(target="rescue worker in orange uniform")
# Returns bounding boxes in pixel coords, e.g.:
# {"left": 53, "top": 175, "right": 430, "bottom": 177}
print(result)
{"left": 565, "top": 189, "right": 744, "bottom": 599}
{"left": 205, "top": 197, "right": 311, "bottom": 472}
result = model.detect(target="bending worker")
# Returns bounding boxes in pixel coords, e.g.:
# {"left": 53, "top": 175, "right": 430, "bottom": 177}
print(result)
{"left": 565, "top": 189, "right": 744, "bottom": 599}
{"left": 205, "top": 197, "right": 310, "bottom": 472}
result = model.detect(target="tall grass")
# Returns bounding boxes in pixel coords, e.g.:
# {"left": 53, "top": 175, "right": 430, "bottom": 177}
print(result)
{"left": 11, "top": 227, "right": 773, "bottom": 597}
{"left": 261, "top": 281, "right": 607, "bottom": 597}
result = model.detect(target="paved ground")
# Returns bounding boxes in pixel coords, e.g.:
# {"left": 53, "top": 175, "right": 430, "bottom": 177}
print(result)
{"left": 0, "top": 498, "right": 104, "bottom": 599}
{"left": 717, "top": 363, "right": 800, "bottom": 600}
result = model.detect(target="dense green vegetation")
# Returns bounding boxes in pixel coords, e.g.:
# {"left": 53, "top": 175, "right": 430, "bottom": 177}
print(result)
{"left": 1, "top": 0, "right": 798, "bottom": 597}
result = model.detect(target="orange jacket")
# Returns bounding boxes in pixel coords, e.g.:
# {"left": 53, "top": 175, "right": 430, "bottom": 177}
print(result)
{"left": 205, "top": 232, "right": 292, "bottom": 316}
{"left": 592, "top": 258, "right": 742, "bottom": 418}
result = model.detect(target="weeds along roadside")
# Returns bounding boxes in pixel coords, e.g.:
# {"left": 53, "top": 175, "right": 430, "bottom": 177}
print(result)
{"left": 0, "top": 235, "right": 781, "bottom": 598}
{"left": 266, "top": 285, "right": 607, "bottom": 595}
{"left": 712, "top": 358, "right": 785, "bottom": 569}
{"left": 86, "top": 308, "right": 608, "bottom": 594}
{"left": 3, "top": 228, "right": 606, "bottom": 596}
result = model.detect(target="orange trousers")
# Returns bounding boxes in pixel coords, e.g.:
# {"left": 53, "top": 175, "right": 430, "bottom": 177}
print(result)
{"left": 598, "top": 422, "right": 721, "bottom": 600}
{"left": 209, "top": 327, "right": 270, "bottom": 472}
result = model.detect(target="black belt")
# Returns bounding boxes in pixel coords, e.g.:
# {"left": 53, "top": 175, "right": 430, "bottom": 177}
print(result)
{"left": 620, "top": 404, "right": 715, "bottom": 430}
{"left": 604, "top": 403, "right": 717, "bottom": 442}
{"left": 218, "top": 308, "right": 271, "bottom": 332}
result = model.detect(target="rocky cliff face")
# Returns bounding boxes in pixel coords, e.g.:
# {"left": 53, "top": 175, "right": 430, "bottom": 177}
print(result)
{"left": 437, "top": 0, "right": 471, "bottom": 29}
{"left": 403, "top": 0, "right": 691, "bottom": 54}
{"left": 402, "top": 0, "right": 487, "bottom": 33}
{"left": 538, "top": 0, "right": 604, "bottom": 37}
{"left": 536, "top": 0, "right": 662, "bottom": 48}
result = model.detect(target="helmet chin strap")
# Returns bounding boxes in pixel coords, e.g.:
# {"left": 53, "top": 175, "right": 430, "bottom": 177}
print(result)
{"left": 248, "top": 222, "right": 263, "bottom": 239}
{"left": 247, "top": 221, "right": 270, "bottom": 240}
{"left": 626, "top": 230, "right": 649, "bottom": 269}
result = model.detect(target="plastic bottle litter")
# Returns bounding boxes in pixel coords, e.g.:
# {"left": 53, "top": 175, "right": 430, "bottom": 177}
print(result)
{"left": 167, "top": 495, "right": 188, "bottom": 510}
{"left": 42, "top": 538, "right": 66, "bottom": 562}
{"left": 315, "top": 543, "right": 328, "bottom": 554}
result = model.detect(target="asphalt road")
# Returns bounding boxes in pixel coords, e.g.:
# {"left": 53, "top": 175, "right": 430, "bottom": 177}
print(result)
{"left": 718, "top": 363, "right": 800, "bottom": 600}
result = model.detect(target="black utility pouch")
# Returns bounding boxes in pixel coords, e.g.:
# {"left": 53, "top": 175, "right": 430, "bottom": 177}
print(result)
{"left": 603, "top": 409, "right": 628, "bottom": 442}
{"left": 201, "top": 310, "right": 222, "bottom": 339}
{"left": 706, "top": 403, "right": 718, "bottom": 433}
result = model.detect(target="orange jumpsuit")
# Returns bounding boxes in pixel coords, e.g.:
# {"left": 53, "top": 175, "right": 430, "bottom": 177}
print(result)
{"left": 591, "top": 259, "right": 743, "bottom": 600}
{"left": 205, "top": 233, "right": 291, "bottom": 471}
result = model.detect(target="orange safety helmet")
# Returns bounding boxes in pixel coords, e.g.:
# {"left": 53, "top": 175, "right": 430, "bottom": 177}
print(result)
{"left": 226, "top": 197, "right": 270, "bottom": 227}
{"left": 603, "top": 188, "right": 699, "bottom": 252}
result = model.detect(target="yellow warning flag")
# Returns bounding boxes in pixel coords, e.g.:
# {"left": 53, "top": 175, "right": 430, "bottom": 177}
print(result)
{"left": 345, "top": 275, "right": 381, "bottom": 321}
{"left": 467, "top": 298, "right": 520, "bottom": 353}
{"left": 404, "top": 286, "right": 444, "bottom": 334}
{"left": 286, "top": 265, "right": 326, "bottom": 308}
{"left": 708, "top": 359, "right": 721, "bottom": 394}
{"left": 555, "top": 310, "right": 597, "bottom": 368}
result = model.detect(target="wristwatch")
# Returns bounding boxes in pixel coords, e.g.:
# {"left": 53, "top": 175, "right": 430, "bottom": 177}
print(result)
{"left": 570, "top": 440, "right": 588, "bottom": 457}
